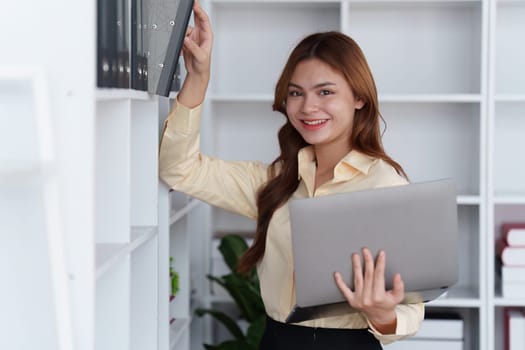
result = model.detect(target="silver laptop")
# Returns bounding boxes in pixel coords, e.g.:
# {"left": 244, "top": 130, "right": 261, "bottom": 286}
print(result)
{"left": 286, "top": 179, "right": 459, "bottom": 323}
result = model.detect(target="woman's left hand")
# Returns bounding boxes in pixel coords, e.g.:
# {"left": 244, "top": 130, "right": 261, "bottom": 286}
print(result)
{"left": 334, "top": 247, "right": 405, "bottom": 334}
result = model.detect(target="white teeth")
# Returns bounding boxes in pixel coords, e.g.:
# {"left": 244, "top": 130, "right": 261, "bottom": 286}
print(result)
{"left": 303, "top": 119, "right": 326, "bottom": 125}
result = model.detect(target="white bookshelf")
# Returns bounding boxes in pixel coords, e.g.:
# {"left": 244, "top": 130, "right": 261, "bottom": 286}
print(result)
{"left": 197, "top": 0, "right": 509, "bottom": 349}
{"left": 488, "top": 1, "right": 525, "bottom": 350}
{"left": 0, "top": 2, "right": 198, "bottom": 350}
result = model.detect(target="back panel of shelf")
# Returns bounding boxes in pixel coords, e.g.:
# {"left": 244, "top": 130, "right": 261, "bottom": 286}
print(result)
{"left": 493, "top": 102, "right": 525, "bottom": 197}
{"left": 380, "top": 102, "right": 481, "bottom": 196}
{"left": 345, "top": 1, "right": 482, "bottom": 95}
{"left": 210, "top": 101, "right": 285, "bottom": 163}
{"left": 495, "top": 1, "right": 525, "bottom": 95}
{"left": 456, "top": 205, "right": 481, "bottom": 299}
{"left": 130, "top": 236, "right": 158, "bottom": 350}
{"left": 130, "top": 99, "right": 159, "bottom": 226}
{"left": 211, "top": 1, "right": 340, "bottom": 95}
{"left": 96, "top": 100, "right": 131, "bottom": 243}
{"left": 96, "top": 257, "right": 130, "bottom": 350}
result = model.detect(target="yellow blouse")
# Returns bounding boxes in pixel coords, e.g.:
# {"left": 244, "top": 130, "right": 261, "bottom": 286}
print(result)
{"left": 159, "top": 101, "right": 424, "bottom": 345}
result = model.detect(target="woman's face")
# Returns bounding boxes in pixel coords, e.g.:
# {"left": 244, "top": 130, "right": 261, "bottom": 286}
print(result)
{"left": 286, "top": 58, "right": 363, "bottom": 153}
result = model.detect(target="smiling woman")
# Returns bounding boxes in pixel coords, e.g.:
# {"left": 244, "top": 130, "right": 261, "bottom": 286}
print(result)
{"left": 285, "top": 58, "right": 364, "bottom": 170}
{"left": 159, "top": 3, "right": 423, "bottom": 349}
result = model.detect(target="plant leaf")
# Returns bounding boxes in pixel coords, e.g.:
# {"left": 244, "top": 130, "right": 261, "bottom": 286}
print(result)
{"left": 195, "top": 308, "right": 246, "bottom": 341}
{"left": 219, "top": 235, "right": 249, "bottom": 273}
{"left": 222, "top": 274, "right": 265, "bottom": 322}
{"left": 245, "top": 314, "right": 266, "bottom": 347}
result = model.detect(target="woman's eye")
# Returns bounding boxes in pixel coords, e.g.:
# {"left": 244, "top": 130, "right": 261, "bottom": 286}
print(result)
{"left": 319, "top": 90, "right": 333, "bottom": 96}
{"left": 288, "top": 90, "right": 302, "bottom": 97}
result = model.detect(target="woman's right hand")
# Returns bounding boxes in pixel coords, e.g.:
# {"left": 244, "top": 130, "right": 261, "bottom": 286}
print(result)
{"left": 178, "top": 0, "right": 213, "bottom": 108}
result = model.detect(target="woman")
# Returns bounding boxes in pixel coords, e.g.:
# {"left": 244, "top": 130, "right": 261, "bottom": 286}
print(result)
{"left": 159, "top": 1, "right": 424, "bottom": 348}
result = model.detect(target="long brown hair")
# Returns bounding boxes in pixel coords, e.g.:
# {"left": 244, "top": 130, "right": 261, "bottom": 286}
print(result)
{"left": 237, "top": 31, "right": 407, "bottom": 274}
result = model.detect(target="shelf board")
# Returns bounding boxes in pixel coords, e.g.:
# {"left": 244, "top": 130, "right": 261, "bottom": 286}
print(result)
{"left": 493, "top": 194, "right": 525, "bottom": 205}
{"left": 495, "top": 94, "right": 525, "bottom": 102}
{"left": 0, "top": 162, "right": 53, "bottom": 186}
{"left": 426, "top": 286, "right": 481, "bottom": 308}
{"left": 170, "top": 199, "right": 200, "bottom": 225}
{"left": 96, "top": 88, "right": 153, "bottom": 101}
{"left": 169, "top": 318, "right": 191, "bottom": 350}
{"left": 209, "top": 93, "right": 273, "bottom": 102}
{"left": 96, "top": 225, "right": 158, "bottom": 279}
{"left": 493, "top": 297, "right": 525, "bottom": 307}
{"left": 208, "top": 93, "right": 482, "bottom": 104}
{"left": 457, "top": 195, "right": 481, "bottom": 205}
{"left": 380, "top": 93, "right": 482, "bottom": 103}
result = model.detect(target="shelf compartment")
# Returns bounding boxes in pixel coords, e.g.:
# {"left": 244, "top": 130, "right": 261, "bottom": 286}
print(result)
{"left": 209, "top": 102, "right": 286, "bottom": 163}
{"left": 130, "top": 99, "right": 159, "bottom": 226}
{"left": 95, "top": 100, "right": 131, "bottom": 242}
{"left": 492, "top": 204, "right": 525, "bottom": 301}
{"left": 170, "top": 199, "right": 200, "bottom": 225}
{"left": 170, "top": 318, "right": 191, "bottom": 350}
{"left": 453, "top": 205, "right": 481, "bottom": 299}
{"left": 381, "top": 102, "right": 481, "bottom": 196}
{"left": 211, "top": 1, "right": 340, "bottom": 95}
{"left": 96, "top": 225, "right": 158, "bottom": 279}
{"left": 170, "top": 190, "right": 191, "bottom": 214}
{"left": 495, "top": 2, "right": 525, "bottom": 94}
{"left": 493, "top": 102, "right": 525, "bottom": 195}
{"left": 130, "top": 235, "right": 158, "bottom": 350}
{"left": 493, "top": 306, "right": 525, "bottom": 350}
{"left": 170, "top": 218, "right": 191, "bottom": 318}
{"left": 423, "top": 307, "right": 480, "bottom": 350}
{"left": 427, "top": 286, "right": 481, "bottom": 308}
{"left": 345, "top": 1, "right": 482, "bottom": 95}
{"left": 96, "top": 257, "right": 130, "bottom": 350}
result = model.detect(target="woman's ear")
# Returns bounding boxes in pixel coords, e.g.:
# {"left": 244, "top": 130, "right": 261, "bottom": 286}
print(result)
{"left": 355, "top": 98, "right": 365, "bottom": 110}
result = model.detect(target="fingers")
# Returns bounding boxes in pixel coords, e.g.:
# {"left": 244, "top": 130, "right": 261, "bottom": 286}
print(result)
{"left": 373, "top": 250, "right": 386, "bottom": 292}
{"left": 390, "top": 273, "right": 405, "bottom": 304}
{"left": 193, "top": 1, "right": 213, "bottom": 37}
{"left": 334, "top": 271, "right": 355, "bottom": 304}
{"left": 352, "top": 252, "right": 363, "bottom": 292}
{"left": 362, "top": 248, "right": 375, "bottom": 293}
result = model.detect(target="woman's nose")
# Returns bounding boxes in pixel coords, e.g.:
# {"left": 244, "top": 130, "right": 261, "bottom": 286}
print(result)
{"left": 300, "top": 94, "right": 319, "bottom": 114}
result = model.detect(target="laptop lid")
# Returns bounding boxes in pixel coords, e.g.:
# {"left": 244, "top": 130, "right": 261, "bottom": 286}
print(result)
{"left": 286, "top": 179, "right": 459, "bottom": 323}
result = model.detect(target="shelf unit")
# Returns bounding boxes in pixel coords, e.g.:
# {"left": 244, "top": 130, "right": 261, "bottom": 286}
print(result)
{"left": 79, "top": 89, "right": 200, "bottom": 350}
{"left": 488, "top": 2, "right": 525, "bottom": 350}
{"left": 197, "top": 0, "right": 524, "bottom": 349}
{"left": 1, "top": 2, "right": 199, "bottom": 349}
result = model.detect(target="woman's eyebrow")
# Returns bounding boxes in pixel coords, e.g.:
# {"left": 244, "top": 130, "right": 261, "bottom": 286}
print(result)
{"left": 288, "top": 82, "right": 336, "bottom": 89}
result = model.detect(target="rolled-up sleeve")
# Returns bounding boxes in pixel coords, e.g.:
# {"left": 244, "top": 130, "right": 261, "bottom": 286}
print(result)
{"left": 159, "top": 100, "right": 269, "bottom": 219}
{"left": 366, "top": 303, "right": 425, "bottom": 345}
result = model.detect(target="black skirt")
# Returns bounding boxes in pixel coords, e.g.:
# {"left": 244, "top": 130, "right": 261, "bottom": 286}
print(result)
{"left": 259, "top": 316, "right": 383, "bottom": 350}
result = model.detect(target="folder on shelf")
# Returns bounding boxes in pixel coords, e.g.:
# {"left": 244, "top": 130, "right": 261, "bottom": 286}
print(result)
{"left": 155, "top": 0, "right": 193, "bottom": 96}
{"left": 97, "top": 0, "right": 118, "bottom": 87}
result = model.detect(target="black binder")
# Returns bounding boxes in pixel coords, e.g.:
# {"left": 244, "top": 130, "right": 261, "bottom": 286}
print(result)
{"left": 156, "top": 0, "right": 193, "bottom": 96}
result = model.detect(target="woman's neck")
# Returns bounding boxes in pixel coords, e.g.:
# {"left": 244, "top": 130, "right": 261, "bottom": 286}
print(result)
{"left": 313, "top": 144, "right": 352, "bottom": 191}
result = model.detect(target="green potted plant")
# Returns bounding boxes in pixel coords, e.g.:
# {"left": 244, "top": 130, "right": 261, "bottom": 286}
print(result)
{"left": 170, "top": 256, "right": 180, "bottom": 298}
{"left": 195, "top": 234, "right": 266, "bottom": 350}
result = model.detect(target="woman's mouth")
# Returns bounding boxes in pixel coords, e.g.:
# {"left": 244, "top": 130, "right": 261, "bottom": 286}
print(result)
{"left": 301, "top": 119, "right": 328, "bottom": 129}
